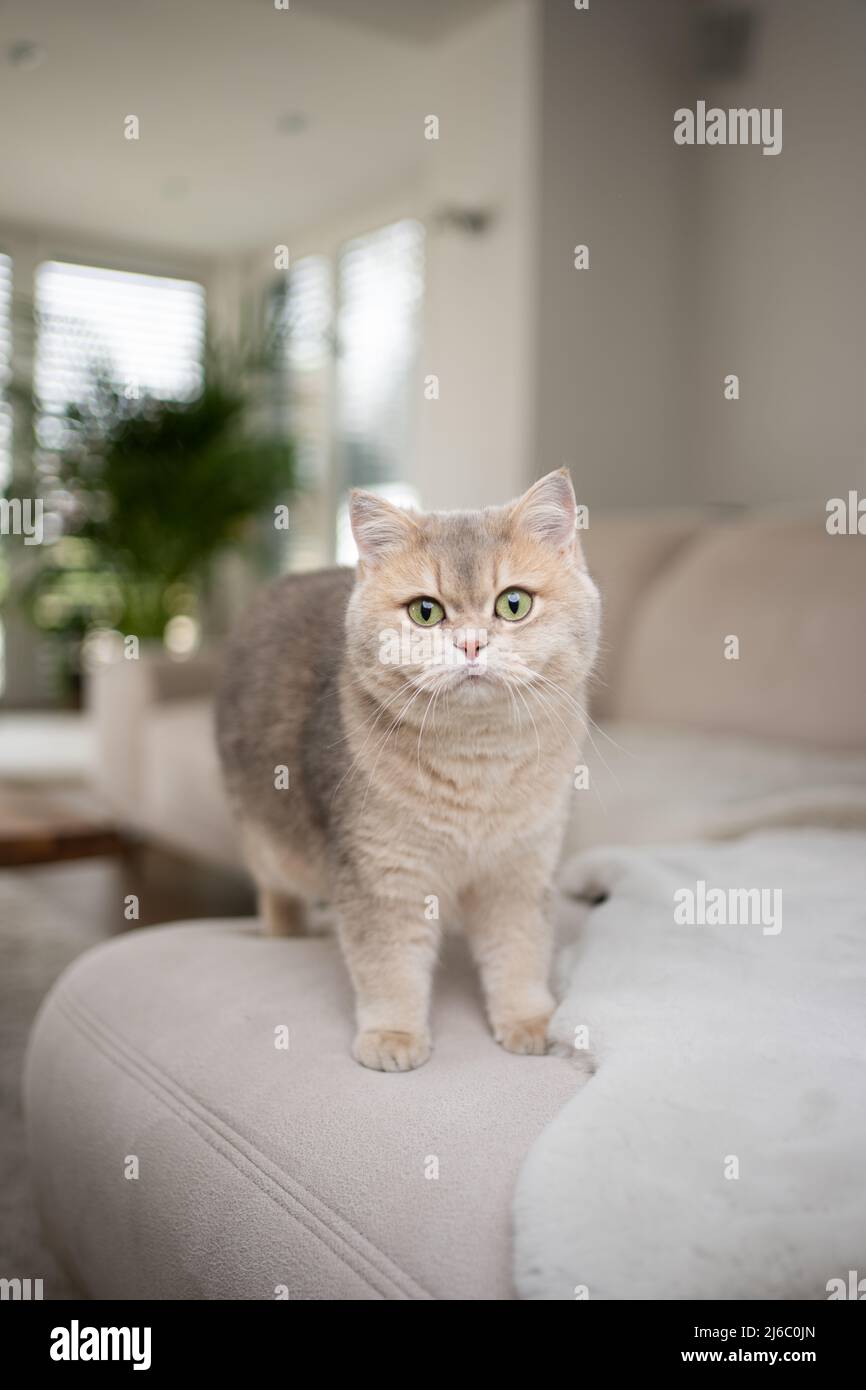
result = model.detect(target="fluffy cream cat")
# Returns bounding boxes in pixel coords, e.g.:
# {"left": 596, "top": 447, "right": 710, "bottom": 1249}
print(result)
{"left": 217, "top": 469, "right": 600, "bottom": 1070}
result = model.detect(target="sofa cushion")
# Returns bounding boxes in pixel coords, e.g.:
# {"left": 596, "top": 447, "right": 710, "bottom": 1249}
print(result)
{"left": 562, "top": 720, "right": 866, "bottom": 860}
{"left": 143, "top": 698, "right": 240, "bottom": 868}
{"left": 610, "top": 518, "right": 866, "bottom": 749}
{"left": 580, "top": 513, "right": 704, "bottom": 719}
{"left": 24, "top": 922, "right": 578, "bottom": 1300}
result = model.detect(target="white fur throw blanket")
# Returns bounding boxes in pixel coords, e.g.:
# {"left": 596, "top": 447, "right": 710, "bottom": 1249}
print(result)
{"left": 513, "top": 829, "right": 866, "bottom": 1300}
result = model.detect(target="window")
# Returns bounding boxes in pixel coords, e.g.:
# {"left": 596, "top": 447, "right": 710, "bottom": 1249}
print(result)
{"left": 269, "top": 221, "right": 425, "bottom": 568}
{"left": 278, "top": 254, "right": 333, "bottom": 485}
{"left": 12, "top": 262, "right": 207, "bottom": 702}
{"left": 268, "top": 255, "right": 334, "bottom": 570}
{"left": 0, "top": 255, "right": 11, "bottom": 696}
{"left": 34, "top": 260, "right": 205, "bottom": 417}
{"left": 267, "top": 219, "right": 426, "bottom": 567}
{"left": 334, "top": 219, "right": 424, "bottom": 564}
{"left": 0, "top": 253, "right": 12, "bottom": 488}
{"left": 335, "top": 218, "right": 424, "bottom": 493}
{"left": 32, "top": 259, "right": 206, "bottom": 522}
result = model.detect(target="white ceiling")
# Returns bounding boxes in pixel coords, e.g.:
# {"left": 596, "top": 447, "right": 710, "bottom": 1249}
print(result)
{"left": 0, "top": 0, "right": 498, "bottom": 258}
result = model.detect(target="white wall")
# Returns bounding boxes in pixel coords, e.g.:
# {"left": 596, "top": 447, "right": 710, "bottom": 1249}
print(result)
{"left": 533, "top": 0, "right": 693, "bottom": 510}
{"left": 414, "top": 0, "right": 541, "bottom": 510}
{"left": 690, "top": 0, "right": 866, "bottom": 507}
{"left": 218, "top": 0, "right": 542, "bottom": 517}
{"left": 533, "top": 0, "right": 866, "bottom": 512}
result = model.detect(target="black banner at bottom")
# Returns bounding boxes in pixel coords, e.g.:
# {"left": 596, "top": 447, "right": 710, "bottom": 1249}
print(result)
{"left": 3, "top": 1298, "right": 861, "bottom": 1374}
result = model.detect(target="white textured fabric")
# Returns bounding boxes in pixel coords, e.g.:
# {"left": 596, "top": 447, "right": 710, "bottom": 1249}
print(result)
{"left": 514, "top": 829, "right": 866, "bottom": 1300}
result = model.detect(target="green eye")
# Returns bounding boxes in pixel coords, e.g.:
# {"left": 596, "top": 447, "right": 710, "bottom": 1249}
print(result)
{"left": 408, "top": 596, "right": 445, "bottom": 627}
{"left": 495, "top": 588, "right": 532, "bottom": 622}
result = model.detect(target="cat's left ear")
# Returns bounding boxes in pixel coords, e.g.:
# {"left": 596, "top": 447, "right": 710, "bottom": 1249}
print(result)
{"left": 510, "top": 469, "right": 578, "bottom": 554}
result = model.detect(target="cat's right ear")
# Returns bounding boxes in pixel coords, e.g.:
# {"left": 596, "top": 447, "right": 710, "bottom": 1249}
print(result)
{"left": 349, "top": 491, "right": 419, "bottom": 570}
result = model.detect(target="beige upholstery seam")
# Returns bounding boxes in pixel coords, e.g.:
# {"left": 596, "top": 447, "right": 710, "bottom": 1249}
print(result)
{"left": 53, "top": 987, "right": 433, "bottom": 1300}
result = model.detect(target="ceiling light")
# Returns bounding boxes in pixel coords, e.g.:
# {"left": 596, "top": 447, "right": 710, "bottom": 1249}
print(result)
{"left": 276, "top": 112, "right": 308, "bottom": 135}
{"left": 7, "top": 40, "right": 47, "bottom": 71}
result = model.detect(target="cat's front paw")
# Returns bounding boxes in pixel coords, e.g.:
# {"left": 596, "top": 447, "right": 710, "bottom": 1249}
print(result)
{"left": 494, "top": 1014, "right": 552, "bottom": 1056}
{"left": 353, "top": 1029, "right": 432, "bottom": 1073}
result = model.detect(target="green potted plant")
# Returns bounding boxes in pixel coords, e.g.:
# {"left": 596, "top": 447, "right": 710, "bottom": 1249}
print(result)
{"left": 5, "top": 345, "right": 296, "bottom": 700}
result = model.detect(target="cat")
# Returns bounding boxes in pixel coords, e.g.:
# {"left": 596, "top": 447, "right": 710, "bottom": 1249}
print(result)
{"left": 216, "top": 469, "right": 601, "bottom": 1071}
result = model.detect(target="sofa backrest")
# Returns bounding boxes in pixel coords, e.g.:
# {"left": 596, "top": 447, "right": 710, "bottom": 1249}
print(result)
{"left": 583, "top": 513, "right": 866, "bottom": 751}
{"left": 581, "top": 513, "right": 705, "bottom": 720}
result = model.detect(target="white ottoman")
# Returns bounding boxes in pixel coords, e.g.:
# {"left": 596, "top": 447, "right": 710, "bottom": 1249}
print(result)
{"left": 24, "top": 921, "right": 577, "bottom": 1300}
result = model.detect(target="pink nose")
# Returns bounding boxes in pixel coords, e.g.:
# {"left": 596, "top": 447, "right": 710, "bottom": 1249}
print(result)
{"left": 455, "top": 633, "right": 487, "bottom": 662}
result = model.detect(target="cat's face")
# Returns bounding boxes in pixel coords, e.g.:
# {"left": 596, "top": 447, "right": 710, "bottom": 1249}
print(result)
{"left": 346, "top": 470, "right": 600, "bottom": 707}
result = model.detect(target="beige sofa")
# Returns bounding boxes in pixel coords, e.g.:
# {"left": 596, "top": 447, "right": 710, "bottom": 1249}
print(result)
{"left": 86, "top": 511, "right": 866, "bottom": 864}
{"left": 25, "top": 512, "right": 866, "bottom": 1299}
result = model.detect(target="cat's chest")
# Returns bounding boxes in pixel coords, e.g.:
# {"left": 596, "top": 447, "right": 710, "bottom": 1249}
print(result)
{"left": 394, "top": 740, "right": 572, "bottom": 840}
{"left": 345, "top": 696, "right": 581, "bottom": 849}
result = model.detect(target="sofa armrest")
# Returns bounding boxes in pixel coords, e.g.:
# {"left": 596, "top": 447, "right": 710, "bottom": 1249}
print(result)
{"left": 84, "top": 645, "right": 222, "bottom": 826}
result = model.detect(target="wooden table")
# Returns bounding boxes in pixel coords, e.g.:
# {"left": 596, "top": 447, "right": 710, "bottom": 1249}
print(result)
{"left": 0, "top": 783, "right": 126, "bottom": 866}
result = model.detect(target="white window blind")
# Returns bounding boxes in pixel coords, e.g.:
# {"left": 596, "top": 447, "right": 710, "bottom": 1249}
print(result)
{"left": 19, "top": 261, "right": 206, "bottom": 701}
{"left": 0, "top": 254, "right": 12, "bottom": 488}
{"left": 267, "top": 223, "right": 425, "bottom": 568}
{"left": 269, "top": 254, "right": 334, "bottom": 570}
{"left": 275, "top": 254, "right": 333, "bottom": 487}
{"left": 34, "top": 261, "right": 206, "bottom": 418}
{"left": 335, "top": 219, "right": 425, "bottom": 493}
